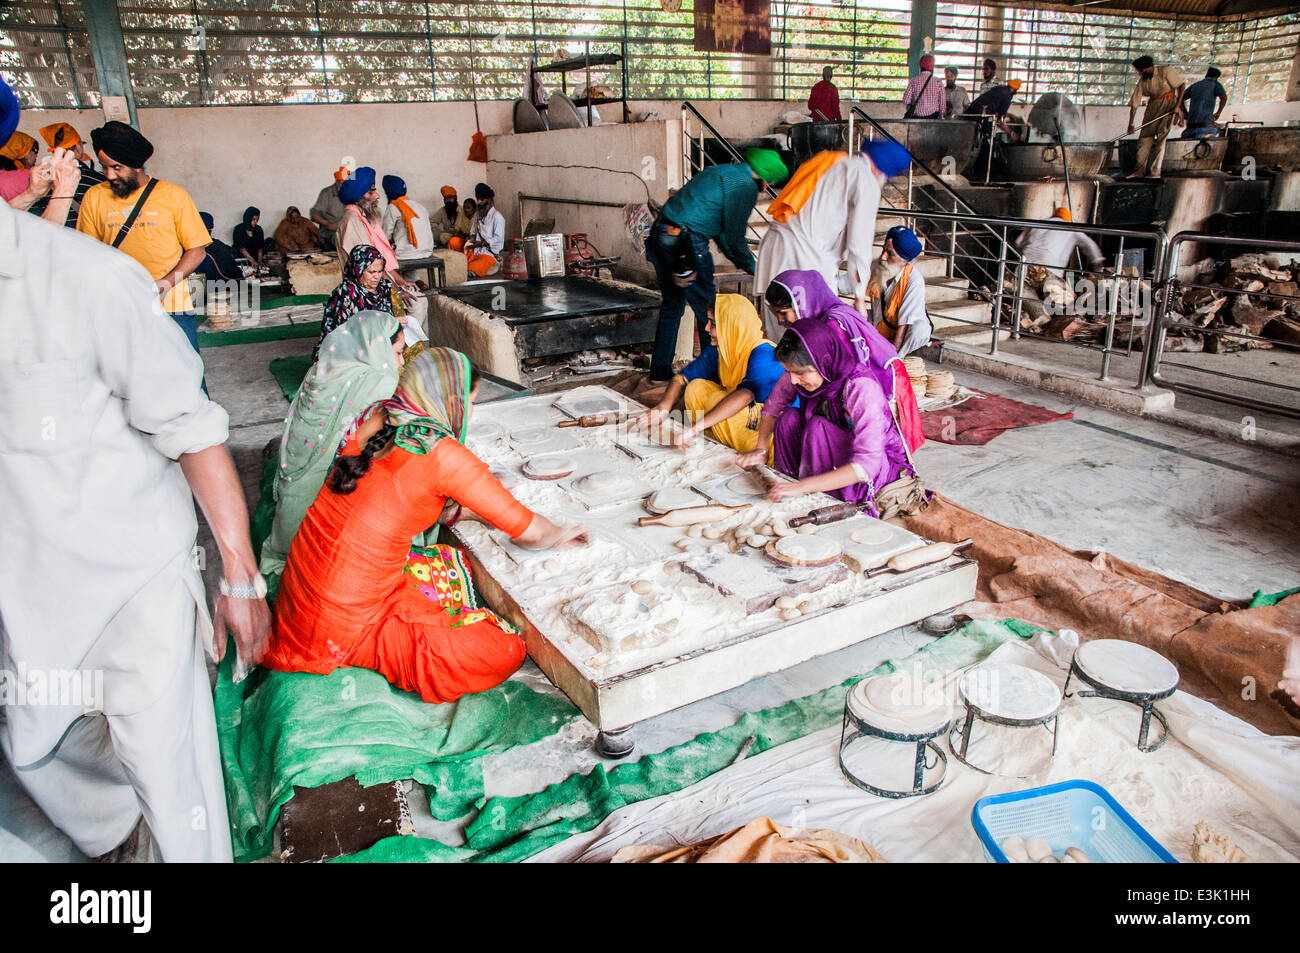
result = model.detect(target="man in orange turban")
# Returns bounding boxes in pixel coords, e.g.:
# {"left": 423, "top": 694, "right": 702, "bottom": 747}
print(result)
{"left": 33, "top": 121, "right": 106, "bottom": 226}
{"left": 430, "top": 185, "right": 471, "bottom": 249}
{"left": 0, "top": 130, "right": 38, "bottom": 169}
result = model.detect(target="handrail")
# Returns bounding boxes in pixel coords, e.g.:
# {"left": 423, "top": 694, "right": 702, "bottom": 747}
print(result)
{"left": 1143, "top": 231, "right": 1300, "bottom": 419}
{"left": 680, "top": 101, "right": 781, "bottom": 201}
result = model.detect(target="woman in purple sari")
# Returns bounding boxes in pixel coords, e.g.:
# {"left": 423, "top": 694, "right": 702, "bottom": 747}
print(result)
{"left": 735, "top": 319, "right": 914, "bottom": 514}
{"left": 764, "top": 269, "right": 924, "bottom": 452}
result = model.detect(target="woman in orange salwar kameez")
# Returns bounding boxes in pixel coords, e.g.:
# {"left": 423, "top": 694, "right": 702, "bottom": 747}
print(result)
{"left": 264, "top": 346, "right": 587, "bottom": 703}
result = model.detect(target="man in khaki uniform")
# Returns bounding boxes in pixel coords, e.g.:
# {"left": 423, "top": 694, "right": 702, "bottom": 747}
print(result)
{"left": 1125, "top": 55, "right": 1185, "bottom": 179}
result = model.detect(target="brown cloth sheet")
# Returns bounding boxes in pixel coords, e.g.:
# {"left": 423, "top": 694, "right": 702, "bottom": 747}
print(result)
{"left": 611, "top": 817, "right": 888, "bottom": 863}
{"left": 921, "top": 389, "right": 1074, "bottom": 446}
{"left": 900, "top": 495, "right": 1300, "bottom": 736}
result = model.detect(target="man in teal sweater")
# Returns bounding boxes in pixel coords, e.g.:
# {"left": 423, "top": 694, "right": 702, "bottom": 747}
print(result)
{"left": 645, "top": 147, "right": 787, "bottom": 381}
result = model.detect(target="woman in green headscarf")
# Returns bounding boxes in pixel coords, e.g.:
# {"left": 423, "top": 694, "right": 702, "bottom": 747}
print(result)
{"left": 263, "top": 347, "right": 587, "bottom": 704}
{"left": 258, "top": 310, "right": 405, "bottom": 581}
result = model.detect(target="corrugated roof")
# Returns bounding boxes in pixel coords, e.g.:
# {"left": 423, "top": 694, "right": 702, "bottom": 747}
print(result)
{"left": 978, "top": 0, "right": 1300, "bottom": 21}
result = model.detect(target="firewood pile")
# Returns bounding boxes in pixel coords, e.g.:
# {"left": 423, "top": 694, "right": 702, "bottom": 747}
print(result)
{"left": 1161, "top": 254, "right": 1300, "bottom": 354}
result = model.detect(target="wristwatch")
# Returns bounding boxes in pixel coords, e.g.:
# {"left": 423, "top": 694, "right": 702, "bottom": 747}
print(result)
{"left": 220, "top": 576, "right": 268, "bottom": 600}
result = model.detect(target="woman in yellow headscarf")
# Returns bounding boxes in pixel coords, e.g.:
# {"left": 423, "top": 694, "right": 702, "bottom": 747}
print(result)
{"left": 634, "top": 294, "right": 785, "bottom": 456}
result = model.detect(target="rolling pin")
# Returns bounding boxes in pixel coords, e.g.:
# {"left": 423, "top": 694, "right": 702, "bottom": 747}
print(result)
{"left": 743, "top": 466, "right": 781, "bottom": 493}
{"left": 558, "top": 413, "right": 621, "bottom": 428}
{"left": 866, "top": 539, "right": 973, "bottom": 577}
{"left": 788, "top": 502, "right": 862, "bottom": 528}
{"left": 638, "top": 503, "right": 749, "bottom": 527}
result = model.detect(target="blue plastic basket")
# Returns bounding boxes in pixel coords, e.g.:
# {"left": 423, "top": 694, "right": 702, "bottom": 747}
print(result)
{"left": 971, "top": 780, "right": 1178, "bottom": 863}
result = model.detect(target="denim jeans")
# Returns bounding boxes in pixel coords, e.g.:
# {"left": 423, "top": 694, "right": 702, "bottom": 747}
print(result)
{"left": 644, "top": 219, "right": 716, "bottom": 379}
{"left": 169, "top": 311, "right": 209, "bottom": 396}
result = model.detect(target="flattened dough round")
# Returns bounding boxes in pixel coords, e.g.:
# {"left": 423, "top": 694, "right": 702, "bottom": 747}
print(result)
{"left": 773, "top": 534, "right": 842, "bottom": 563}
{"left": 647, "top": 488, "right": 703, "bottom": 513}
{"left": 850, "top": 522, "right": 894, "bottom": 545}
{"left": 523, "top": 455, "right": 574, "bottom": 479}
{"left": 577, "top": 470, "right": 638, "bottom": 495}
{"left": 511, "top": 427, "right": 554, "bottom": 446}
{"left": 725, "top": 472, "right": 767, "bottom": 497}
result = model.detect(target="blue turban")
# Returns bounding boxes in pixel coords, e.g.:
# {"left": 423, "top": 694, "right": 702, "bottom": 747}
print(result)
{"left": 199, "top": 211, "right": 215, "bottom": 231}
{"left": 381, "top": 174, "right": 406, "bottom": 201}
{"left": 0, "top": 75, "right": 20, "bottom": 149}
{"left": 862, "top": 140, "right": 912, "bottom": 178}
{"left": 338, "top": 166, "right": 376, "bottom": 205}
{"left": 886, "top": 225, "right": 922, "bottom": 262}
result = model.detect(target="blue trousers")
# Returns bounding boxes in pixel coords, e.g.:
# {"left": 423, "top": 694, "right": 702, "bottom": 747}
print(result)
{"left": 169, "top": 311, "right": 209, "bottom": 396}
{"left": 645, "top": 219, "right": 716, "bottom": 380}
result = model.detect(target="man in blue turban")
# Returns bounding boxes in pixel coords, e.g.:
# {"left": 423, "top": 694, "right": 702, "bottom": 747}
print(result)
{"left": 869, "top": 224, "right": 931, "bottom": 358}
{"left": 753, "top": 136, "right": 914, "bottom": 337}
{"left": 379, "top": 174, "right": 434, "bottom": 262}
{"left": 334, "top": 164, "right": 428, "bottom": 338}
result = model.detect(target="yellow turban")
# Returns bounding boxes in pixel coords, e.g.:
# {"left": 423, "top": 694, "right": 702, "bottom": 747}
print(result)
{"left": 1053, "top": 206, "right": 1072, "bottom": 222}
{"left": 0, "top": 130, "right": 37, "bottom": 162}
{"left": 38, "top": 122, "right": 80, "bottom": 150}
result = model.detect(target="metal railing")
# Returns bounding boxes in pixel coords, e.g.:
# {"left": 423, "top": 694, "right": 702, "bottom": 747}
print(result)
{"left": 880, "top": 205, "right": 1168, "bottom": 382}
{"left": 1142, "top": 233, "right": 1300, "bottom": 420}
{"left": 679, "top": 101, "right": 777, "bottom": 247}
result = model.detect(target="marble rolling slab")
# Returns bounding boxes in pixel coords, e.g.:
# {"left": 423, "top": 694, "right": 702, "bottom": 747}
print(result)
{"left": 551, "top": 387, "right": 630, "bottom": 420}
{"left": 451, "top": 386, "right": 978, "bottom": 733}
{"left": 695, "top": 468, "right": 793, "bottom": 506}
{"left": 809, "top": 515, "right": 923, "bottom": 572}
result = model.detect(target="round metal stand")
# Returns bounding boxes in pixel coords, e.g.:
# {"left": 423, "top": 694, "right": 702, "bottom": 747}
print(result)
{"left": 948, "top": 664, "right": 1061, "bottom": 778}
{"left": 839, "top": 697, "right": 950, "bottom": 798}
{"left": 1063, "top": 641, "right": 1178, "bottom": 753}
{"left": 594, "top": 727, "right": 635, "bottom": 759}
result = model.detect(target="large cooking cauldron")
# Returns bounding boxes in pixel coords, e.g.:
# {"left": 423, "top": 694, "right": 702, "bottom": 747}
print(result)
{"left": 790, "top": 121, "right": 850, "bottom": 168}
{"left": 874, "top": 119, "right": 976, "bottom": 171}
{"left": 1225, "top": 126, "right": 1300, "bottom": 173}
{"left": 1118, "top": 136, "right": 1226, "bottom": 175}
{"left": 1001, "top": 141, "right": 1113, "bottom": 179}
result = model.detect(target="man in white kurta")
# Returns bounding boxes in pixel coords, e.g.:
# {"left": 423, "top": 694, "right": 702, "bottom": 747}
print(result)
{"left": 754, "top": 140, "right": 913, "bottom": 340}
{"left": 0, "top": 197, "right": 269, "bottom": 862}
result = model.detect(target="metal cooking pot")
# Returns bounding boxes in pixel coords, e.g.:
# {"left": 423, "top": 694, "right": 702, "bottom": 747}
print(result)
{"left": 790, "top": 121, "right": 850, "bottom": 168}
{"left": 1225, "top": 126, "right": 1300, "bottom": 173}
{"left": 1001, "top": 141, "right": 1113, "bottom": 179}
{"left": 1117, "top": 136, "right": 1226, "bottom": 175}
{"left": 873, "top": 119, "right": 976, "bottom": 171}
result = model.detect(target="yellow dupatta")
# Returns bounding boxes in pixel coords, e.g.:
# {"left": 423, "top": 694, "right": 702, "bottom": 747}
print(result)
{"left": 715, "top": 294, "right": 770, "bottom": 392}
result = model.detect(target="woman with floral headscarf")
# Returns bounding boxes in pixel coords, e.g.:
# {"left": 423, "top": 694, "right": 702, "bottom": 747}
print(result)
{"left": 314, "top": 243, "right": 394, "bottom": 361}
{"left": 259, "top": 310, "right": 405, "bottom": 582}
{"left": 634, "top": 294, "right": 783, "bottom": 456}
{"left": 265, "top": 347, "right": 587, "bottom": 703}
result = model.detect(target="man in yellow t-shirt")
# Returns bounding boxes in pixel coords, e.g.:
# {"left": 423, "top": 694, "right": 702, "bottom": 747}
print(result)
{"left": 1124, "top": 55, "right": 1185, "bottom": 180}
{"left": 76, "top": 122, "right": 212, "bottom": 358}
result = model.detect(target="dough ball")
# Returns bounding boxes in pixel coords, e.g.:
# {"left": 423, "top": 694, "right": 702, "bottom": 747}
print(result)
{"left": 1061, "top": 855, "right": 1076, "bottom": 863}
{"left": 707, "top": 542, "right": 729, "bottom": 554}
{"left": 1000, "top": 836, "right": 1029, "bottom": 862}
{"left": 630, "top": 580, "right": 653, "bottom": 595}
{"left": 1064, "top": 847, "right": 1090, "bottom": 864}
{"left": 702, "top": 525, "right": 724, "bottom": 540}
{"left": 773, "top": 520, "right": 794, "bottom": 537}
{"left": 797, "top": 599, "right": 813, "bottom": 614}
{"left": 745, "top": 535, "right": 766, "bottom": 548}
{"left": 1038, "top": 855, "right": 1060, "bottom": 863}
{"left": 686, "top": 523, "right": 705, "bottom": 538}
{"left": 797, "top": 523, "right": 818, "bottom": 535}
{"left": 775, "top": 596, "right": 799, "bottom": 611}
{"left": 779, "top": 608, "right": 801, "bottom": 621}
{"left": 759, "top": 523, "right": 774, "bottom": 536}
{"left": 1024, "top": 836, "right": 1052, "bottom": 861}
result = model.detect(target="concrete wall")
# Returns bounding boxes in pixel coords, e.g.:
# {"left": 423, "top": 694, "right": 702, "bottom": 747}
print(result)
{"left": 11, "top": 95, "right": 1299, "bottom": 246}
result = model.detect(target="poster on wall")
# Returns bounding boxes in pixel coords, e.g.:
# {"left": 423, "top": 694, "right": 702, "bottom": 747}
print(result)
{"left": 694, "top": 0, "right": 772, "bottom": 56}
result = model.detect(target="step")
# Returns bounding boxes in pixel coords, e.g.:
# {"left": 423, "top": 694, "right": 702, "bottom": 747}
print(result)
{"left": 932, "top": 325, "right": 1013, "bottom": 348}
{"left": 929, "top": 298, "right": 993, "bottom": 331}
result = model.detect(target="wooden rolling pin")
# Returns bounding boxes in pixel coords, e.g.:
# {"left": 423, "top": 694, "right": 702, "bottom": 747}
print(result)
{"left": 743, "top": 466, "right": 781, "bottom": 493}
{"left": 558, "top": 413, "right": 622, "bottom": 428}
{"left": 788, "top": 502, "right": 862, "bottom": 528}
{"left": 638, "top": 503, "right": 749, "bottom": 527}
{"left": 865, "top": 539, "right": 973, "bottom": 577}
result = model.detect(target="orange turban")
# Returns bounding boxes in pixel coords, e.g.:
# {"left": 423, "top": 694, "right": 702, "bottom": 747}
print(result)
{"left": 1007, "top": 79, "right": 1022, "bottom": 91}
{"left": 0, "top": 130, "right": 37, "bottom": 162}
{"left": 1053, "top": 207, "right": 1072, "bottom": 222}
{"left": 440, "top": 185, "right": 457, "bottom": 198}
{"left": 334, "top": 165, "right": 349, "bottom": 182}
{"left": 39, "top": 122, "right": 80, "bottom": 150}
